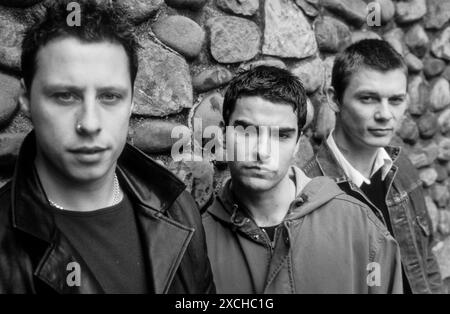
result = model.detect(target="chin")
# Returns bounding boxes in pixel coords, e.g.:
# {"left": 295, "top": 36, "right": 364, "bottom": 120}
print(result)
{"left": 363, "top": 136, "right": 392, "bottom": 148}
{"left": 237, "top": 176, "right": 278, "bottom": 192}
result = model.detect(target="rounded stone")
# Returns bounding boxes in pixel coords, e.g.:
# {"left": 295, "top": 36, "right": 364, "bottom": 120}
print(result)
{"left": 438, "top": 138, "right": 450, "bottom": 161}
{"left": 320, "top": 0, "right": 367, "bottom": 26}
{"left": 383, "top": 28, "right": 406, "bottom": 56}
{"left": 397, "top": 116, "right": 419, "bottom": 144}
{"left": 207, "top": 16, "right": 260, "bottom": 64}
{"left": 431, "top": 183, "right": 450, "bottom": 208}
{"left": 164, "top": 0, "right": 207, "bottom": 10}
{"left": 395, "top": 0, "right": 426, "bottom": 24}
{"left": 408, "top": 75, "right": 428, "bottom": 116}
{"left": 216, "top": 0, "right": 259, "bottom": 16}
{"left": 133, "top": 120, "right": 184, "bottom": 154}
{"left": 435, "top": 163, "right": 449, "bottom": 182}
{"left": 429, "top": 78, "right": 450, "bottom": 112}
{"left": 294, "top": 0, "right": 319, "bottom": 17}
{"left": 405, "top": 53, "right": 423, "bottom": 73}
{"left": 121, "top": 0, "right": 163, "bottom": 24}
{"left": 425, "top": 0, "right": 450, "bottom": 30}
{"left": 314, "top": 16, "right": 351, "bottom": 53}
{"left": 152, "top": 15, "right": 205, "bottom": 59}
{"left": 404, "top": 24, "right": 429, "bottom": 58}
{"left": 192, "top": 92, "right": 224, "bottom": 136}
{"left": 192, "top": 67, "right": 233, "bottom": 93}
{"left": 431, "top": 27, "right": 450, "bottom": 61}
{"left": 439, "top": 211, "right": 450, "bottom": 235}
{"left": 443, "top": 66, "right": 450, "bottom": 82}
{"left": 423, "top": 57, "right": 446, "bottom": 78}
{"left": 291, "top": 57, "right": 324, "bottom": 94}
{"left": 0, "top": 72, "right": 20, "bottom": 128}
{"left": 438, "top": 108, "right": 450, "bottom": 134}
{"left": 374, "top": 0, "right": 395, "bottom": 24}
{"left": 407, "top": 142, "right": 439, "bottom": 168}
{"left": 419, "top": 167, "right": 438, "bottom": 187}
{"left": 418, "top": 112, "right": 439, "bottom": 138}
{"left": 305, "top": 97, "right": 315, "bottom": 129}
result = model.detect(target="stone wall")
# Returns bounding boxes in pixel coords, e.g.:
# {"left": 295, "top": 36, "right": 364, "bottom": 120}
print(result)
{"left": 0, "top": 0, "right": 450, "bottom": 286}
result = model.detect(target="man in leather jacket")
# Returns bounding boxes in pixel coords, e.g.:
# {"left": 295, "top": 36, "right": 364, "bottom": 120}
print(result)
{"left": 0, "top": 0, "right": 215, "bottom": 294}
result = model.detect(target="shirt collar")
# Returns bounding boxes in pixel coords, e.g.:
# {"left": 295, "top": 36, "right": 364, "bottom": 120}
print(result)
{"left": 326, "top": 130, "right": 393, "bottom": 187}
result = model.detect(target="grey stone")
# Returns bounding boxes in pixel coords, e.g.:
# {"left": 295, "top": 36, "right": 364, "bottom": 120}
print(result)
{"left": 407, "top": 141, "right": 439, "bottom": 168}
{"left": 305, "top": 97, "right": 315, "bottom": 129}
{"left": 429, "top": 78, "right": 450, "bottom": 112}
{"left": 238, "top": 57, "right": 287, "bottom": 72}
{"left": 323, "top": 56, "right": 335, "bottom": 88}
{"left": 0, "top": 133, "right": 25, "bottom": 167}
{"left": 262, "top": 0, "right": 317, "bottom": 59}
{"left": 404, "top": 24, "right": 429, "bottom": 58}
{"left": 314, "top": 97, "right": 336, "bottom": 140}
{"left": 168, "top": 157, "right": 214, "bottom": 210}
{"left": 290, "top": 57, "right": 324, "bottom": 94}
{"left": 438, "top": 138, "right": 450, "bottom": 161}
{"left": 431, "top": 183, "right": 450, "bottom": 207}
{"left": 435, "top": 237, "right": 450, "bottom": 279}
{"left": 443, "top": 66, "right": 450, "bottom": 81}
{"left": 0, "top": 72, "right": 20, "bottom": 128}
{"left": 133, "top": 120, "right": 183, "bottom": 154}
{"left": 405, "top": 53, "right": 423, "bottom": 73}
{"left": 438, "top": 108, "right": 450, "bottom": 134}
{"left": 395, "top": 0, "right": 427, "bottom": 24}
{"left": 165, "top": 0, "right": 207, "bottom": 10}
{"left": 408, "top": 75, "right": 428, "bottom": 116}
{"left": 152, "top": 15, "right": 205, "bottom": 59}
{"left": 216, "top": 0, "right": 259, "bottom": 16}
{"left": 294, "top": 0, "right": 319, "bottom": 17}
{"left": 120, "top": 0, "right": 163, "bottom": 24}
{"left": 418, "top": 112, "right": 439, "bottom": 138}
{"left": 320, "top": 0, "right": 367, "bottom": 26}
{"left": 207, "top": 16, "right": 260, "bottom": 64}
{"left": 439, "top": 211, "right": 450, "bottom": 235}
{"left": 192, "top": 67, "right": 233, "bottom": 93}
{"left": 425, "top": 0, "right": 450, "bottom": 29}
{"left": 314, "top": 16, "right": 351, "bottom": 53}
{"left": 383, "top": 28, "right": 406, "bottom": 56}
{"left": 425, "top": 195, "right": 439, "bottom": 233}
{"left": 424, "top": 57, "right": 446, "bottom": 78}
{"left": 192, "top": 92, "right": 224, "bottom": 136}
{"left": 351, "top": 30, "right": 381, "bottom": 44}
{"left": 431, "top": 27, "right": 450, "bottom": 61}
{"left": 397, "top": 116, "right": 419, "bottom": 144}
{"left": 293, "top": 135, "right": 315, "bottom": 168}
{"left": 133, "top": 37, "right": 192, "bottom": 117}
{"left": 419, "top": 167, "right": 438, "bottom": 187}
{"left": 435, "top": 163, "right": 449, "bottom": 182}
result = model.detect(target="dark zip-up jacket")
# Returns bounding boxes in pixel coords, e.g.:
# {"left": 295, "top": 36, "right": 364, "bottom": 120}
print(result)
{"left": 0, "top": 132, "right": 215, "bottom": 294}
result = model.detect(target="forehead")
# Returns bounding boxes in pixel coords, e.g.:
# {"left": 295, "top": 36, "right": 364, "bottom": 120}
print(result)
{"left": 230, "top": 95, "right": 298, "bottom": 128}
{"left": 33, "top": 37, "right": 131, "bottom": 88}
{"left": 345, "top": 68, "right": 407, "bottom": 95}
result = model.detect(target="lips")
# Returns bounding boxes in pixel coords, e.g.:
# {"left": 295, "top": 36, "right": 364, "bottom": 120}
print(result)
{"left": 68, "top": 146, "right": 108, "bottom": 154}
{"left": 368, "top": 128, "right": 393, "bottom": 136}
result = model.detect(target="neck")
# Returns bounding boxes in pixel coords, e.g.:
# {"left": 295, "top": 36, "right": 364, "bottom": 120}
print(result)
{"left": 232, "top": 173, "right": 295, "bottom": 227}
{"left": 333, "top": 126, "right": 378, "bottom": 179}
{"left": 35, "top": 151, "right": 118, "bottom": 212}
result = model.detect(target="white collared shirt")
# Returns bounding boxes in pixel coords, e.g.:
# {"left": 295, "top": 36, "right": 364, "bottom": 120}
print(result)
{"left": 326, "top": 130, "right": 393, "bottom": 187}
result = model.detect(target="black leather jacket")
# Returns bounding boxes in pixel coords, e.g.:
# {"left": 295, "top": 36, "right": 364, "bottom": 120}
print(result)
{"left": 0, "top": 132, "right": 215, "bottom": 294}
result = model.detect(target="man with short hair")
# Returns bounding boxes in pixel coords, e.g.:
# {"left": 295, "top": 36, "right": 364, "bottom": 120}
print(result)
{"left": 203, "top": 65, "right": 403, "bottom": 293}
{"left": 0, "top": 0, "right": 214, "bottom": 294}
{"left": 303, "top": 39, "right": 444, "bottom": 294}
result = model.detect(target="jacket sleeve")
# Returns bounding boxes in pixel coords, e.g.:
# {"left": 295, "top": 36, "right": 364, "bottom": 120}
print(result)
{"left": 369, "top": 233, "right": 403, "bottom": 294}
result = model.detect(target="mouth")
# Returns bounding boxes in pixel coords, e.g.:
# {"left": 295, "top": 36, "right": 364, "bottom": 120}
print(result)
{"left": 368, "top": 128, "right": 393, "bottom": 136}
{"left": 68, "top": 146, "right": 109, "bottom": 154}
{"left": 243, "top": 165, "right": 273, "bottom": 172}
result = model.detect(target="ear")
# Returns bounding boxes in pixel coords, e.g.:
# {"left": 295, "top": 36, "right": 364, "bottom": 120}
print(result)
{"left": 18, "top": 79, "right": 31, "bottom": 118}
{"left": 326, "top": 86, "right": 340, "bottom": 113}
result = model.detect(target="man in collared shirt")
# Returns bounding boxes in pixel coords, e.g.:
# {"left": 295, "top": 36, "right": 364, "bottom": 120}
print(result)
{"left": 303, "top": 39, "right": 444, "bottom": 294}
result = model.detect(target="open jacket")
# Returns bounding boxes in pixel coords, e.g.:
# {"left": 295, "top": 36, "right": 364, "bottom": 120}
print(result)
{"left": 0, "top": 132, "right": 215, "bottom": 294}
{"left": 203, "top": 166, "right": 403, "bottom": 294}
{"left": 302, "top": 141, "right": 443, "bottom": 294}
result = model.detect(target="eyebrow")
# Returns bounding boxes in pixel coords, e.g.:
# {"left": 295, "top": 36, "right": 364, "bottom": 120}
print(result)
{"left": 42, "top": 84, "right": 129, "bottom": 94}
{"left": 232, "top": 119, "right": 297, "bottom": 133}
{"left": 355, "top": 90, "right": 407, "bottom": 98}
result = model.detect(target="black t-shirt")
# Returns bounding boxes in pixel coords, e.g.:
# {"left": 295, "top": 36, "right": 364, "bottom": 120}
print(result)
{"left": 53, "top": 193, "right": 150, "bottom": 294}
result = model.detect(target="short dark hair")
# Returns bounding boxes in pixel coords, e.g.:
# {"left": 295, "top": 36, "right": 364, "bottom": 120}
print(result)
{"left": 331, "top": 39, "right": 407, "bottom": 103}
{"left": 223, "top": 66, "right": 307, "bottom": 134}
{"left": 21, "top": 0, "right": 140, "bottom": 92}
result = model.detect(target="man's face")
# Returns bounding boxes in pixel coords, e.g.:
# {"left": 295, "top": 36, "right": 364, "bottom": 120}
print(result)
{"left": 23, "top": 37, "right": 133, "bottom": 183}
{"left": 336, "top": 68, "right": 407, "bottom": 150}
{"left": 226, "top": 96, "right": 299, "bottom": 192}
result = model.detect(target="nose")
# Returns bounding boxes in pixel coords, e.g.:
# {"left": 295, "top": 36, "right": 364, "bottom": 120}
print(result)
{"left": 256, "top": 127, "right": 272, "bottom": 162}
{"left": 76, "top": 98, "right": 101, "bottom": 136}
{"left": 374, "top": 99, "right": 393, "bottom": 122}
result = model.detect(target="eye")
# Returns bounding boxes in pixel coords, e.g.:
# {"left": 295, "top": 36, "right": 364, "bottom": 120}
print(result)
{"left": 100, "top": 92, "right": 122, "bottom": 103}
{"left": 390, "top": 97, "right": 405, "bottom": 106}
{"left": 359, "top": 95, "right": 378, "bottom": 103}
{"left": 54, "top": 92, "right": 77, "bottom": 103}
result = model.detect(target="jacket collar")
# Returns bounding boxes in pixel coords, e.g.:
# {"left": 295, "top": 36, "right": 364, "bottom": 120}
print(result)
{"left": 11, "top": 131, "right": 186, "bottom": 243}
{"left": 314, "top": 140, "right": 401, "bottom": 184}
